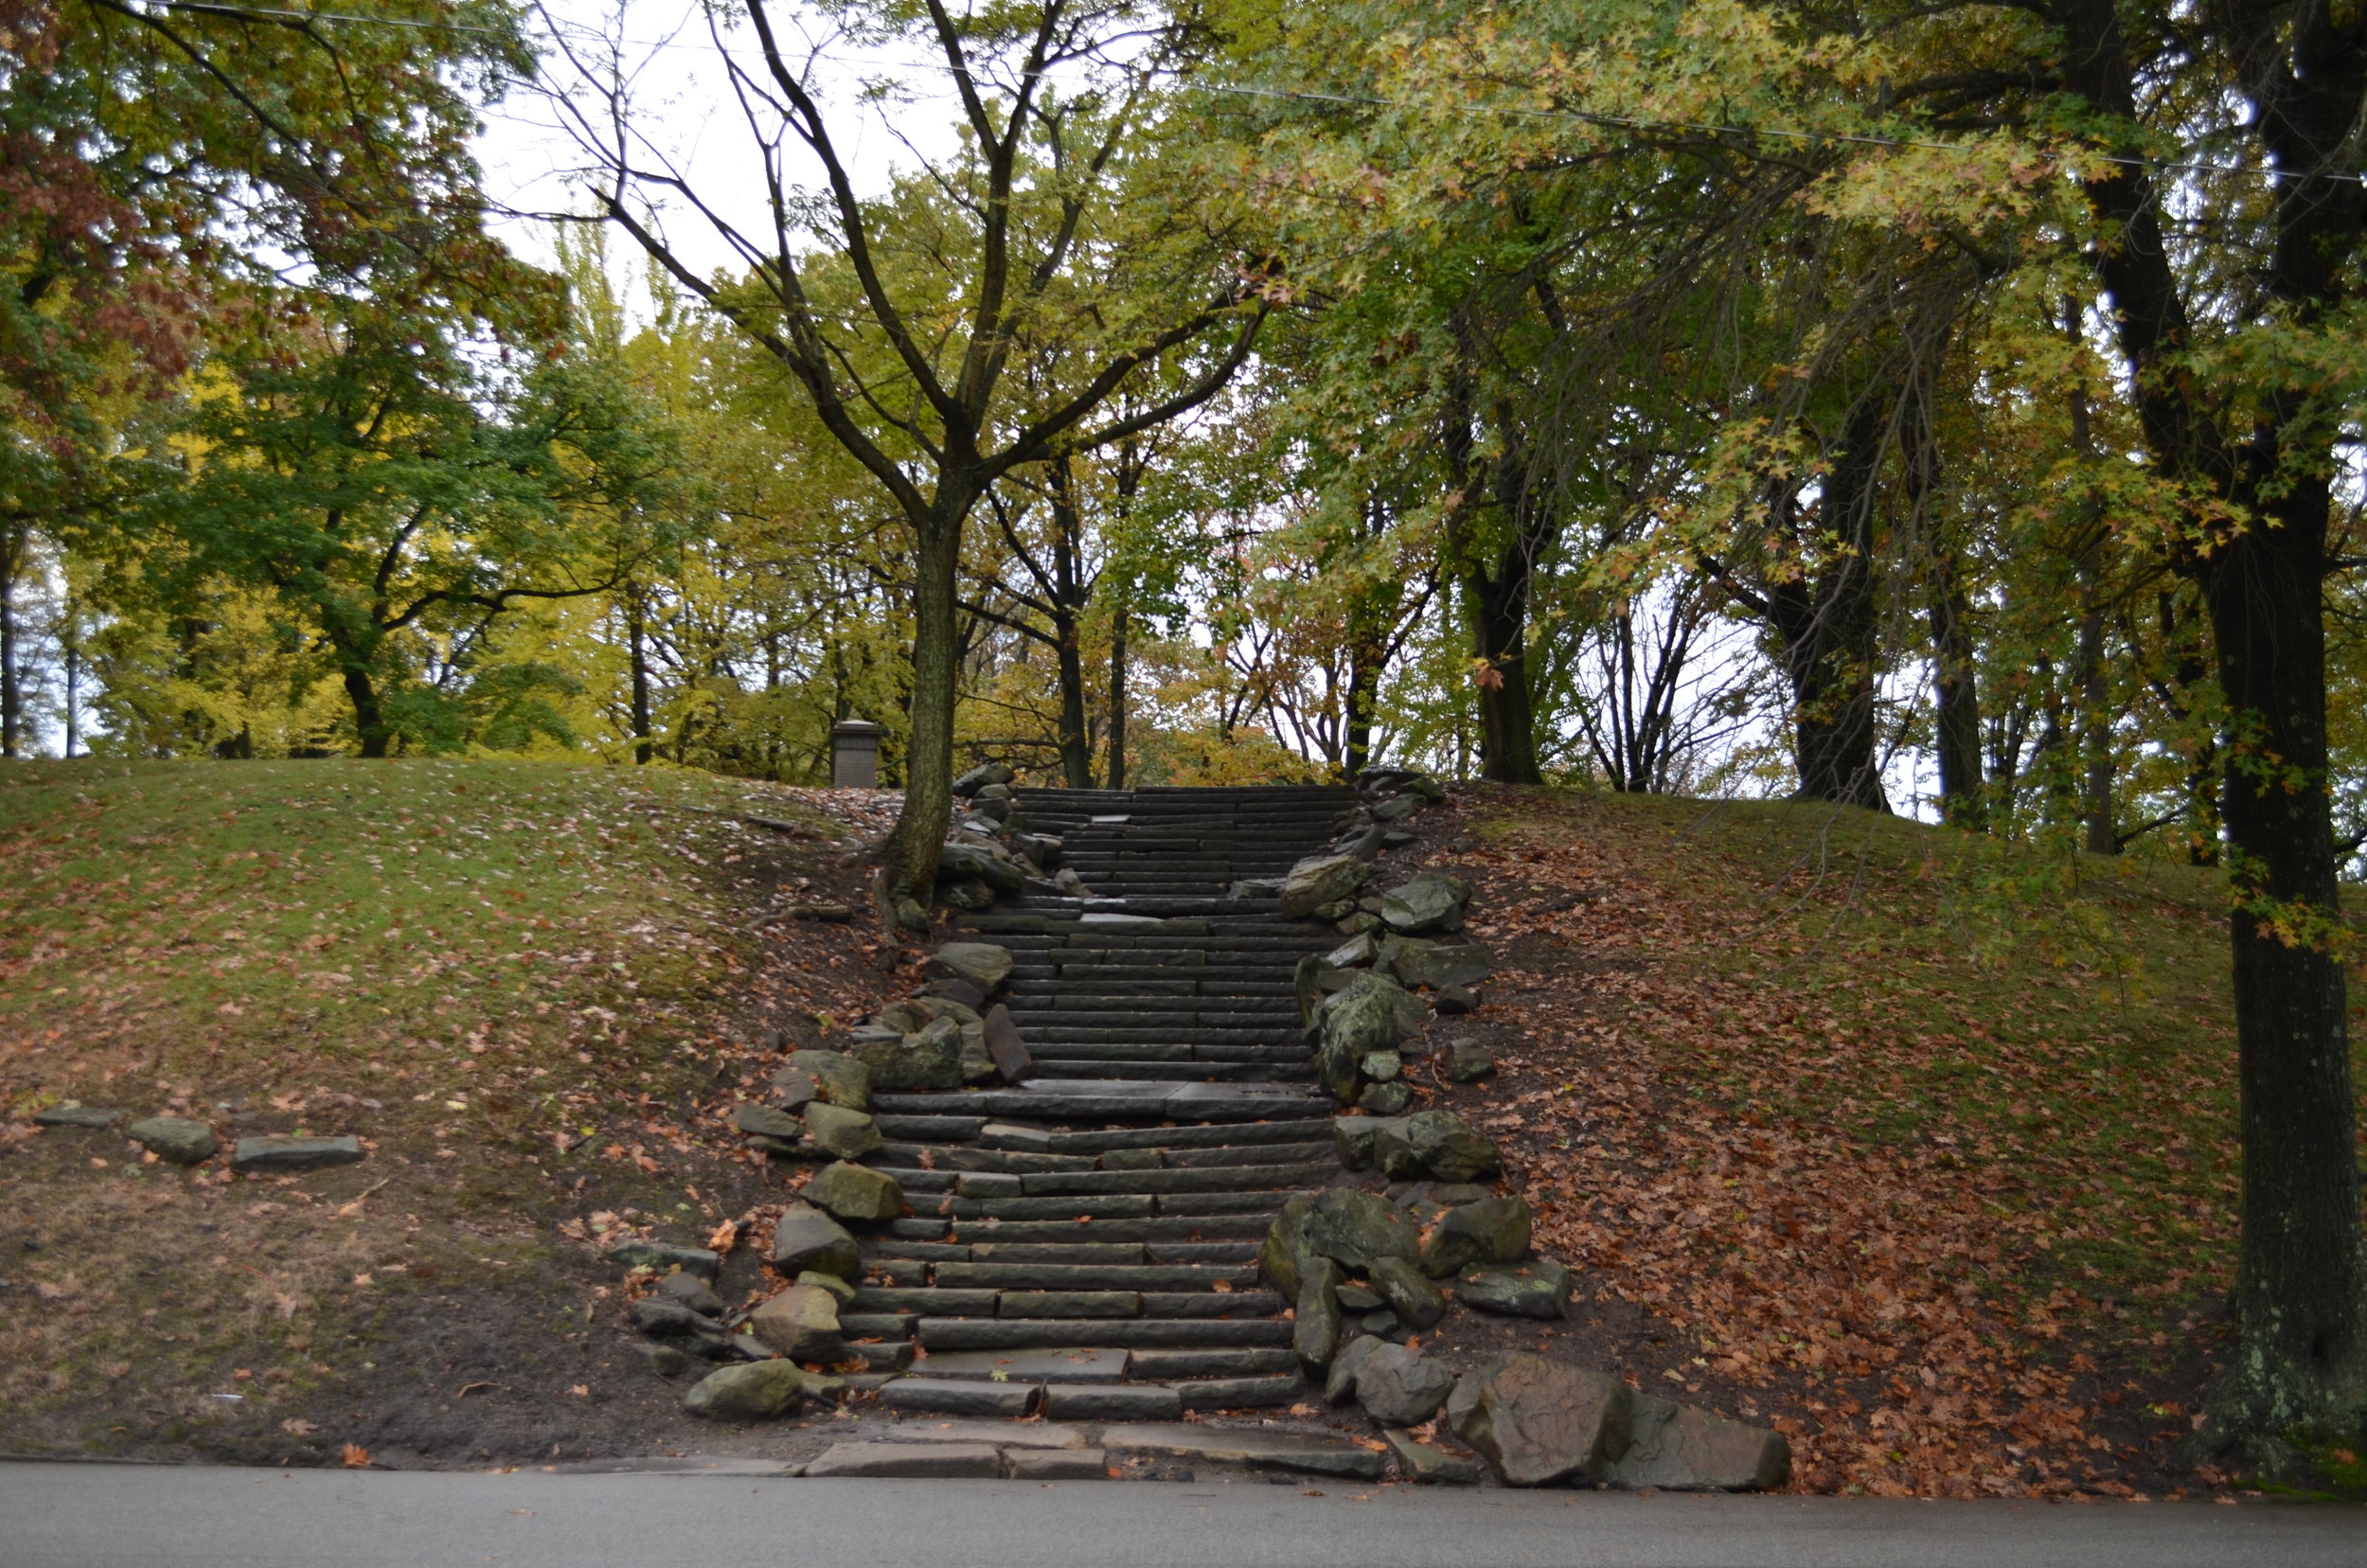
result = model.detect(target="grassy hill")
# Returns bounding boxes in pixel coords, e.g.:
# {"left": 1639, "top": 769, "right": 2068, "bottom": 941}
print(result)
{"left": 0, "top": 757, "right": 894, "bottom": 1466}
{"left": 1, "top": 760, "right": 2350, "bottom": 1497}
{"left": 1436, "top": 786, "right": 2332, "bottom": 1498}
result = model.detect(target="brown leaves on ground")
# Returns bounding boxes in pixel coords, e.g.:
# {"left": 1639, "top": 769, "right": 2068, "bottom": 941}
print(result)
{"left": 1448, "top": 788, "right": 2240, "bottom": 1500}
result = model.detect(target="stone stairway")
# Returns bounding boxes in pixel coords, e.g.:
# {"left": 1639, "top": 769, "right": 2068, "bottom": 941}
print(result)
{"left": 846, "top": 785, "right": 1358, "bottom": 1420}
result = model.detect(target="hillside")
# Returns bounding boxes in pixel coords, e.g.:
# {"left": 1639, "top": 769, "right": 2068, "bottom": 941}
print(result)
{"left": 0, "top": 761, "right": 2339, "bottom": 1498}
{"left": 1433, "top": 787, "right": 2287, "bottom": 1498}
{"left": 0, "top": 757, "right": 898, "bottom": 1465}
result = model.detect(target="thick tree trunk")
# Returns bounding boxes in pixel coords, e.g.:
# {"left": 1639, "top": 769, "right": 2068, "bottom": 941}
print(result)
{"left": 2204, "top": 458, "right": 2367, "bottom": 1447}
{"left": 343, "top": 663, "right": 390, "bottom": 758}
{"left": 2076, "top": 580, "right": 2115, "bottom": 854}
{"left": 626, "top": 592, "right": 653, "bottom": 766}
{"left": 1053, "top": 610, "right": 1092, "bottom": 788}
{"left": 1928, "top": 557, "right": 1984, "bottom": 827}
{"left": 0, "top": 527, "right": 20, "bottom": 759}
{"left": 1106, "top": 602, "right": 1129, "bottom": 791}
{"left": 1771, "top": 398, "right": 1890, "bottom": 811}
{"left": 1463, "top": 551, "right": 1541, "bottom": 784}
{"left": 882, "top": 498, "right": 971, "bottom": 909}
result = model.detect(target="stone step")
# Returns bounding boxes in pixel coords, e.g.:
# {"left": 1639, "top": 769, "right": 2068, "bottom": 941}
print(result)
{"left": 933, "top": 1262, "right": 1256, "bottom": 1291}
{"left": 994, "top": 1060, "right": 1275, "bottom": 1082}
{"left": 1179, "top": 1373, "right": 1310, "bottom": 1409}
{"left": 917, "top": 1317, "right": 1294, "bottom": 1350}
{"left": 934, "top": 1214, "right": 1274, "bottom": 1243}
{"left": 1019, "top": 1163, "right": 1332, "bottom": 1197}
{"left": 1096, "top": 1423, "right": 1386, "bottom": 1480}
{"left": 1020, "top": 1027, "right": 1294, "bottom": 1046}
{"left": 870, "top": 1088, "right": 1324, "bottom": 1121}
{"left": 873, "top": 1114, "right": 987, "bottom": 1143}
{"left": 1125, "top": 1346, "right": 1300, "bottom": 1380}
{"left": 911, "top": 1347, "right": 1132, "bottom": 1382}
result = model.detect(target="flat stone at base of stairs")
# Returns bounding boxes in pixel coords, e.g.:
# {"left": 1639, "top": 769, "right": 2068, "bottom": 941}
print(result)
{"left": 1044, "top": 1383, "right": 1184, "bottom": 1421}
{"left": 875, "top": 1380, "right": 1041, "bottom": 1417}
{"left": 1125, "top": 1347, "right": 1300, "bottom": 1380}
{"left": 877, "top": 1420, "right": 1089, "bottom": 1449}
{"left": 918, "top": 1317, "right": 1292, "bottom": 1350}
{"left": 1179, "top": 1374, "right": 1309, "bottom": 1409}
{"left": 1099, "top": 1424, "right": 1387, "bottom": 1480}
{"left": 914, "top": 1347, "right": 1130, "bottom": 1382}
{"left": 1007, "top": 1448, "right": 1112, "bottom": 1481}
{"left": 802, "top": 1441, "right": 1004, "bottom": 1479}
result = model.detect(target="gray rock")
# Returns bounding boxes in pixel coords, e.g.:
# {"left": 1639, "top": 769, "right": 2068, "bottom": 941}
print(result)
{"left": 1385, "top": 1431, "right": 1481, "bottom": 1485}
{"left": 1375, "top": 1109, "right": 1500, "bottom": 1183}
{"left": 855, "top": 1019, "right": 965, "bottom": 1092}
{"left": 1098, "top": 1423, "right": 1386, "bottom": 1480}
{"left": 732, "top": 1102, "right": 804, "bottom": 1140}
{"left": 795, "top": 1270, "right": 857, "bottom": 1304}
{"left": 971, "top": 780, "right": 1013, "bottom": 803}
{"left": 1419, "top": 1196, "right": 1534, "bottom": 1277}
{"left": 1358, "top": 1049, "right": 1402, "bottom": 1082}
{"left": 938, "top": 840, "right": 1026, "bottom": 893}
{"left": 1608, "top": 1395, "right": 1792, "bottom": 1491}
{"left": 1333, "top": 1114, "right": 1409, "bottom": 1171}
{"left": 803, "top": 1102, "right": 882, "bottom": 1160}
{"left": 1448, "top": 1353, "right": 1634, "bottom": 1487}
{"left": 682, "top": 1359, "right": 806, "bottom": 1419}
{"left": 918, "top": 976, "right": 988, "bottom": 1010}
{"left": 632, "top": 1297, "right": 731, "bottom": 1357}
{"left": 805, "top": 1160, "right": 903, "bottom": 1223}
{"left": 230, "top": 1135, "right": 364, "bottom": 1174}
{"left": 654, "top": 1272, "right": 725, "bottom": 1316}
{"left": 1229, "top": 878, "right": 1282, "bottom": 900}
{"left": 1258, "top": 1198, "right": 1319, "bottom": 1299}
{"left": 786, "top": 1049, "right": 870, "bottom": 1112}
{"left": 1356, "top": 1344, "right": 1457, "bottom": 1426}
{"left": 1434, "top": 985, "right": 1479, "bottom": 1016}
{"left": 1308, "top": 1186, "right": 1423, "bottom": 1273}
{"left": 1459, "top": 1262, "right": 1572, "bottom": 1320}
{"left": 605, "top": 1240, "right": 722, "bottom": 1279}
{"left": 1370, "top": 1255, "right": 1448, "bottom": 1329}
{"left": 925, "top": 941, "right": 1014, "bottom": 991}
{"left": 957, "top": 1021, "right": 995, "bottom": 1084}
{"left": 768, "top": 1202, "right": 860, "bottom": 1277}
{"left": 748, "top": 1283, "right": 844, "bottom": 1363}
{"left": 1357, "top": 1081, "right": 1415, "bottom": 1114}
{"left": 1279, "top": 853, "right": 1373, "bottom": 918}
{"left": 767, "top": 1068, "right": 821, "bottom": 1110}
{"left": 1387, "top": 938, "right": 1493, "bottom": 989}
{"left": 1379, "top": 872, "right": 1472, "bottom": 935}
{"left": 1325, "top": 1333, "right": 1388, "bottom": 1403}
{"left": 1371, "top": 792, "right": 1423, "bottom": 822}
{"left": 1444, "top": 1039, "right": 1495, "bottom": 1078}
{"left": 126, "top": 1116, "right": 217, "bottom": 1165}
{"left": 632, "top": 1341, "right": 691, "bottom": 1378}
{"left": 1336, "top": 912, "right": 1383, "bottom": 935}
{"left": 1322, "top": 933, "right": 1377, "bottom": 969}
{"left": 1311, "top": 898, "right": 1358, "bottom": 920}
{"left": 982, "top": 1004, "right": 1033, "bottom": 1082}
{"left": 1361, "top": 1309, "right": 1404, "bottom": 1336}
{"left": 941, "top": 878, "right": 996, "bottom": 912}
{"left": 1335, "top": 1281, "right": 1383, "bottom": 1311}
{"left": 727, "top": 1333, "right": 780, "bottom": 1362}
{"left": 1294, "top": 1256, "right": 1344, "bottom": 1370}
{"left": 32, "top": 1105, "right": 127, "bottom": 1130}
{"left": 1007, "top": 1448, "right": 1110, "bottom": 1481}
{"left": 1317, "top": 971, "right": 1418, "bottom": 1103}
{"left": 952, "top": 762, "right": 1015, "bottom": 796}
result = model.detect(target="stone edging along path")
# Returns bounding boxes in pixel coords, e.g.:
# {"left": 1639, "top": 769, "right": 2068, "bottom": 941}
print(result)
{"left": 596, "top": 769, "right": 1789, "bottom": 1488}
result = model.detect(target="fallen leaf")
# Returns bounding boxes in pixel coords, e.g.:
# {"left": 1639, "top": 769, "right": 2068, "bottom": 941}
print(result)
{"left": 340, "top": 1443, "right": 370, "bottom": 1469}
{"left": 279, "top": 1418, "right": 317, "bottom": 1435}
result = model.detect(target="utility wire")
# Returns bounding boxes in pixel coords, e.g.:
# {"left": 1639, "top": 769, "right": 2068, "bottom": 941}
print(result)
{"left": 115, "top": 0, "right": 2367, "bottom": 188}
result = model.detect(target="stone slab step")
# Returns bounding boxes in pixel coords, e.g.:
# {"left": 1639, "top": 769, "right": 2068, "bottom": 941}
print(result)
{"left": 874, "top": 1115, "right": 987, "bottom": 1142}
{"left": 1044, "top": 1384, "right": 1183, "bottom": 1421}
{"left": 918, "top": 1317, "right": 1293, "bottom": 1350}
{"left": 875, "top": 1382, "right": 1040, "bottom": 1418}
{"left": 1179, "top": 1374, "right": 1310, "bottom": 1409}
{"left": 914, "top": 1347, "right": 1130, "bottom": 1382}
{"left": 1097, "top": 1424, "right": 1387, "bottom": 1480}
{"left": 934, "top": 1263, "right": 1256, "bottom": 1291}
{"left": 1043, "top": 1120, "right": 1336, "bottom": 1154}
{"left": 930, "top": 1215, "right": 1274, "bottom": 1243}
{"left": 803, "top": 1440, "right": 1006, "bottom": 1478}
{"left": 1020, "top": 1163, "right": 1332, "bottom": 1197}
{"left": 1126, "top": 1347, "right": 1300, "bottom": 1380}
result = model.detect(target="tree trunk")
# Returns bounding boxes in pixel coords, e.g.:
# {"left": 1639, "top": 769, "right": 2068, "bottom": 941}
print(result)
{"left": 1928, "top": 556, "right": 1984, "bottom": 827}
{"left": 2076, "top": 588, "right": 2115, "bottom": 854}
{"left": 1106, "top": 601, "right": 1129, "bottom": 791}
{"left": 626, "top": 591, "right": 653, "bottom": 766}
{"left": 0, "top": 526, "right": 20, "bottom": 759}
{"left": 1770, "top": 397, "right": 1891, "bottom": 811}
{"left": 2204, "top": 452, "right": 2366, "bottom": 1449}
{"left": 62, "top": 623, "right": 78, "bottom": 759}
{"left": 343, "top": 663, "right": 390, "bottom": 758}
{"left": 882, "top": 499, "right": 970, "bottom": 904}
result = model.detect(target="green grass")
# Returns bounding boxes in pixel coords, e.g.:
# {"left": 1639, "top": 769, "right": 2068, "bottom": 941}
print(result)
{"left": 0, "top": 757, "right": 862, "bottom": 1461}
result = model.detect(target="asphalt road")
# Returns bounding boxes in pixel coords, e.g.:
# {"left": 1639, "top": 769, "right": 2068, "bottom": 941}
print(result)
{"left": 4, "top": 1461, "right": 2359, "bottom": 1568}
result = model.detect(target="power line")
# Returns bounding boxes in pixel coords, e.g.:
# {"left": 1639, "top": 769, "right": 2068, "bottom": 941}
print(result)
{"left": 112, "top": 0, "right": 2367, "bottom": 188}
